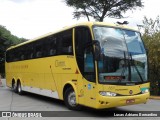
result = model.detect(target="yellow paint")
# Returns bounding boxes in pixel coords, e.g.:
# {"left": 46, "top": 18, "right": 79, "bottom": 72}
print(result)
{"left": 5, "top": 22, "right": 150, "bottom": 109}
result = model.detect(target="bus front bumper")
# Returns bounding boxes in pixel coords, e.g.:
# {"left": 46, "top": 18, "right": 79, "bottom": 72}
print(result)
{"left": 96, "top": 93, "right": 150, "bottom": 109}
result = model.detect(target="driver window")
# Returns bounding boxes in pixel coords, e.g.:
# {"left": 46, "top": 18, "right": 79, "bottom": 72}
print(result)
{"left": 75, "top": 27, "right": 96, "bottom": 82}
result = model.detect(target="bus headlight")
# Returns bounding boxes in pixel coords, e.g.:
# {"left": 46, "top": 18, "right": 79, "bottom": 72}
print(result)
{"left": 141, "top": 88, "right": 149, "bottom": 94}
{"left": 99, "top": 91, "right": 117, "bottom": 97}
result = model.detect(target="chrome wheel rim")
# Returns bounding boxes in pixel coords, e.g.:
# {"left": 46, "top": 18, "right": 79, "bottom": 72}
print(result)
{"left": 18, "top": 83, "right": 21, "bottom": 93}
{"left": 68, "top": 92, "right": 76, "bottom": 107}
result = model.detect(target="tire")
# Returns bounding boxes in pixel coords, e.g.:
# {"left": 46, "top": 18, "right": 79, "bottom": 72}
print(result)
{"left": 17, "top": 81, "right": 23, "bottom": 95}
{"left": 12, "top": 81, "right": 17, "bottom": 93}
{"left": 64, "top": 87, "right": 81, "bottom": 110}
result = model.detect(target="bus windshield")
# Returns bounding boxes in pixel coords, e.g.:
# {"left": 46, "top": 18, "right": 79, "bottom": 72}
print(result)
{"left": 93, "top": 26, "right": 148, "bottom": 84}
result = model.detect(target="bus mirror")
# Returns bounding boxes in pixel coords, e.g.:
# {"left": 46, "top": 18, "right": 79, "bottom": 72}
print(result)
{"left": 93, "top": 40, "right": 101, "bottom": 61}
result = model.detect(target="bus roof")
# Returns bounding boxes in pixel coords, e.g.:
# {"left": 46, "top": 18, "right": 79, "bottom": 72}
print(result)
{"left": 7, "top": 22, "right": 138, "bottom": 51}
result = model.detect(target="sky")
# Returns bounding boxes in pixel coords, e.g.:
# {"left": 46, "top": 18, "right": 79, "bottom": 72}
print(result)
{"left": 0, "top": 0, "right": 160, "bottom": 39}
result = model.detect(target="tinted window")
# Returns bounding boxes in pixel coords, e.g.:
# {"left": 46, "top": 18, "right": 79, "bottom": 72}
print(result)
{"left": 75, "top": 27, "right": 95, "bottom": 82}
{"left": 43, "top": 36, "right": 57, "bottom": 57}
{"left": 35, "top": 40, "right": 44, "bottom": 58}
{"left": 59, "top": 29, "right": 73, "bottom": 55}
{"left": 6, "top": 29, "right": 73, "bottom": 62}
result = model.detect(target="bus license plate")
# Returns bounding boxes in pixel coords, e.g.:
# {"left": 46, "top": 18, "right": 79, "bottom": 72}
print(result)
{"left": 126, "top": 99, "right": 135, "bottom": 104}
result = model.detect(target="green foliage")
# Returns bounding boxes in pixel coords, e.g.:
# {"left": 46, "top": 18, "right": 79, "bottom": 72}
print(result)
{"left": 64, "top": 0, "right": 143, "bottom": 21}
{"left": 142, "top": 16, "right": 160, "bottom": 95}
{"left": 0, "top": 25, "right": 27, "bottom": 76}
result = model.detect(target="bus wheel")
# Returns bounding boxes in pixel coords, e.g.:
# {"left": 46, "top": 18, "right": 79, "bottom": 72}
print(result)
{"left": 12, "top": 81, "right": 17, "bottom": 93}
{"left": 64, "top": 87, "right": 81, "bottom": 110}
{"left": 17, "top": 81, "right": 23, "bottom": 95}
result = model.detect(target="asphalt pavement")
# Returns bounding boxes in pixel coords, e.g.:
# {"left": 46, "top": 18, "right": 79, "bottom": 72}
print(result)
{"left": 0, "top": 79, "right": 160, "bottom": 120}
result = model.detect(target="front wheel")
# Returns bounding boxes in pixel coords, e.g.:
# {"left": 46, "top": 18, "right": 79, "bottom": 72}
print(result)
{"left": 64, "top": 87, "right": 81, "bottom": 110}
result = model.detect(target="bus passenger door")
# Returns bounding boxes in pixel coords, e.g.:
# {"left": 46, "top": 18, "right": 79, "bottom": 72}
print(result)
{"left": 75, "top": 27, "right": 97, "bottom": 107}
{"left": 82, "top": 48, "right": 97, "bottom": 107}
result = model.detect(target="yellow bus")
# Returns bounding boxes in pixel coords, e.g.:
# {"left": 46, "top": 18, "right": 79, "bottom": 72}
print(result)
{"left": 5, "top": 22, "right": 150, "bottom": 110}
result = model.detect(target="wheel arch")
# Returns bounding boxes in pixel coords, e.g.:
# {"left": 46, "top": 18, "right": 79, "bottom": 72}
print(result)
{"left": 16, "top": 78, "right": 23, "bottom": 89}
{"left": 17, "top": 78, "right": 21, "bottom": 85}
{"left": 11, "top": 78, "right": 16, "bottom": 87}
{"left": 63, "top": 82, "right": 79, "bottom": 103}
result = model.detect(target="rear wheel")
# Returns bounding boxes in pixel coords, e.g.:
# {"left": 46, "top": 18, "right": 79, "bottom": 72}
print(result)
{"left": 64, "top": 87, "right": 81, "bottom": 110}
{"left": 12, "top": 81, "right": 17, "bottom": 93}
{"left": 17, "top": 81, "right": 23, "bottom": 95}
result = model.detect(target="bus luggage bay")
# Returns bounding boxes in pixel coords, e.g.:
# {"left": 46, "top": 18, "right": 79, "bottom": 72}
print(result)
{"left": 5, "top": 22, "right": 150, "bottom": 110}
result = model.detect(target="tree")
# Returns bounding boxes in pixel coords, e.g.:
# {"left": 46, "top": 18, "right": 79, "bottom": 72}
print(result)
{"left": 142, "top": 16, "right": 160, "bottom": 95}
{"left": 64, "top": 0, "right": 144, "bottom": 21}
{"left": 0, "top": 25, "right": 27, "bottom": 77}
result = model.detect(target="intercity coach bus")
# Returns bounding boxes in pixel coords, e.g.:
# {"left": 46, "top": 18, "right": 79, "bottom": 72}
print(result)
{"left": 5, "top": 22, "right": 149, "bottom": 110}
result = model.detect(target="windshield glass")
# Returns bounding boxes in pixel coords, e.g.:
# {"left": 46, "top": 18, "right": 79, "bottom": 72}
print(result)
{"left": 93, "top": 26, "right": 148, "bottom": 84}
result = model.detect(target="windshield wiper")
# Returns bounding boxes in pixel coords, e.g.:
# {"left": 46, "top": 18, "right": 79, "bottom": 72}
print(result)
{"left": 118, "top": 51, "right": 132, "bottom": 83}
{"left": 128, "top": 54, "right": 131, "bottom": 82}
{"left": 129, "top": 53, "right": 144, "bottom": 82}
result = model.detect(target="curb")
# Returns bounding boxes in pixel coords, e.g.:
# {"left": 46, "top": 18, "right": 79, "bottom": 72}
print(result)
{"left": 149, "top": 96, "right": 160, "bottom": 100}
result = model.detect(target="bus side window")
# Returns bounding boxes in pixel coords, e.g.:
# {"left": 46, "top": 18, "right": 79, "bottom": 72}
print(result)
{"left": 49, "top": 49, "right": 56, "bottom": 56}
{"left": 27, "top": 43, "right": 34, "bottom": 59}
{"left": 44, "top": 35, "right": 57, "bottom": 56}
{"left": 35, "top": 40, "right": 43, "bottom": 58}
{"left": 59, "top": 29, "right": 73, "bottom": 55}
{"left": 20, "top": 46, "right": 26, "bottom": 60}
{"left": 36, "top": 51, "right": 42, "bottom": 58}
{"left": 11, "top": 49, "right": 16, "bottom": 61}
{"left": 43, "top": 37, "right": 50, "bottom": 57}
{"left": 30, "top": 53, "right": 34, "bottom": 59}
{"left": 14, "top": 49, "right": 20, "bottom": 61}
{"left": 49, "top": 37, "right": 57, "bottom": 56}
{"left": 21, "top": 54, "right": 25, "bottom": 60}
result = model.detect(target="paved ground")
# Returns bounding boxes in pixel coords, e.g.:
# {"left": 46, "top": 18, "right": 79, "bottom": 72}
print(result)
{"left": 0, "top": 79, "right": 160, "bottom": 120}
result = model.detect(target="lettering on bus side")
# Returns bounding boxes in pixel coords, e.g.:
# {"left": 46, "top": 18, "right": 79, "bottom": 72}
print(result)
{"left": 12, "top": 65, "right": 28, "bottom": 70}
{"left": 55, "top": 60, "right": 65, "bottom": 67}
{"left": 63, "top": 68, "right": 71, "bottom": 70}
{"left": 115, "top": 89, "right": 128, "bottom": 91}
